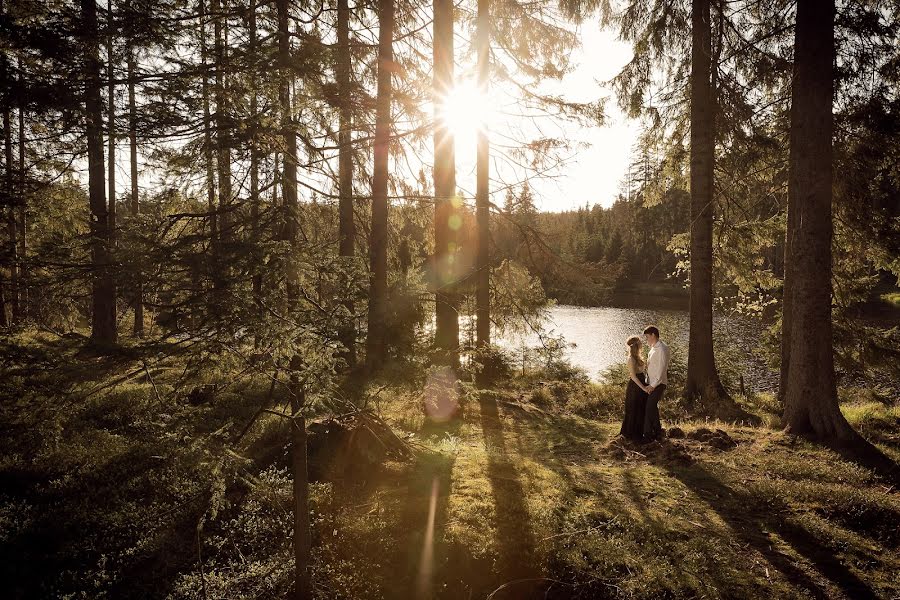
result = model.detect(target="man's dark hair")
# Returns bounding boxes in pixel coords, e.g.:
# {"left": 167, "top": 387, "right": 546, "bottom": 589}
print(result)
{"left": 643, "top": 326, "right": 660, "bottom": 338}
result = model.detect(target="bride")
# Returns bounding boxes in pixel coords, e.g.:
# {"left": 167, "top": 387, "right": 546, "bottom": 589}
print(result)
{"left": 619, "top": 335, "right": 650, "bottom": 442}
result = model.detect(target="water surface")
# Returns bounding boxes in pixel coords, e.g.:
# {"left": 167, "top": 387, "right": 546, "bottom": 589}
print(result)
{"left": 499, "top": 304, "right": 775, "bottom": 391}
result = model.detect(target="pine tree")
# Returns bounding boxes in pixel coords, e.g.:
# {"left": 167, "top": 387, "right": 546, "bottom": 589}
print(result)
{"left": 685, "top": 0, "right": 728, "bottom": 401}
{"left": 781, "top": 0, "right": 856, "bottom": 441}
{"left": 336, "top": 0, "right": 356, "bottom": 367}
{"left": 433, "top": 0, "right": 459, "bottom": 367}
{"left": 366, "top": 0, "right": 394, "bottom": 372}
{"left": 475, "top": 0, "right": 491, "bottom": 357}
{"left": 83, "top": 0, "right": 117, "bottom": 344}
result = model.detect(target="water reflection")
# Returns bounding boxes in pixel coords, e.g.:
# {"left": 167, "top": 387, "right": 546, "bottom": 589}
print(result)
{"left": 498, "top": 305, "right": 776, "bottom": 391}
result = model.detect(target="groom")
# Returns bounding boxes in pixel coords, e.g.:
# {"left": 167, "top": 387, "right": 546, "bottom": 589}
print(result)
{"left": 643, "top": 326, "right": 669, "bottom": 440}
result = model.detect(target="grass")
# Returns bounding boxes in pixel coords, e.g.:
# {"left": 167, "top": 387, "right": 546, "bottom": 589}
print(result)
{"left": 1, "top": 333, "right": 898, "bottom": 599}
{"left": 881, "top": 292, "right": 900, "bottom": 308}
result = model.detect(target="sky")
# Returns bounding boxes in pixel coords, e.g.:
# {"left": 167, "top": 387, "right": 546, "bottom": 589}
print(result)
{"left": 538, "top": 24, "right": 641, "bottom": 212}
{"left": 446, "top": 21, "right": 641, "bottom": 213}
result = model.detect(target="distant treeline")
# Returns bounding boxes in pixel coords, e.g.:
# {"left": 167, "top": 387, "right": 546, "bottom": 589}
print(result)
{"left": 493, "top": 182, "right": 691, "bottom": 306}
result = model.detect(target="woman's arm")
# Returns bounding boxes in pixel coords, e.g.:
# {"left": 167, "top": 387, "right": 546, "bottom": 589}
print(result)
{"left": 627, "top": 358, "right": 649, "bottom": 392}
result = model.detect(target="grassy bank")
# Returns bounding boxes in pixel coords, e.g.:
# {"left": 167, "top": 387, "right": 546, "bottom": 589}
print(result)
{"left": 1, "top": 333, "right": 898, "bottom": 599}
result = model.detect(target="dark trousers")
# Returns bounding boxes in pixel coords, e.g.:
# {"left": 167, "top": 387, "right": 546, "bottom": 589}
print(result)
{"left": 644, "top": 384, "right": 666, "bottom": 439}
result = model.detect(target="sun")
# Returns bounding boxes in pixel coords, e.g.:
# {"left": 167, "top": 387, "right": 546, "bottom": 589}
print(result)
{"left": 438, "top": 80, "right": 493, "bottom": 142}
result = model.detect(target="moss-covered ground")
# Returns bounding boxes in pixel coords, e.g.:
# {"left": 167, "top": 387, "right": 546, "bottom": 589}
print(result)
{"left": 1, "top": 333, "right": 898, "bottom": 599}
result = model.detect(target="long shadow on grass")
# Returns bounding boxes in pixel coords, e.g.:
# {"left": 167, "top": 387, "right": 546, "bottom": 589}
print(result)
{"left": 394, "top": 448, "right": 456, "bottom": 600}
{"left": 828, "top": 437, "right": 900, "bottom": 488}
{"left": 652, "top": 448, "right": 878, "bottom": 600}
{"left": 478, "top": 393, "right": 544, "bottom": 599}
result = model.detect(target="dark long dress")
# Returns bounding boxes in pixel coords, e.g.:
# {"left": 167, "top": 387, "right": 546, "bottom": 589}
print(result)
{"left": 620, "top": 371, "right": 648, "bottom": 441}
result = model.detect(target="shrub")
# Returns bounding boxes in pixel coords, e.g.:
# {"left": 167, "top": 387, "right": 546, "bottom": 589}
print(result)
{"left": 529, "top": 386, "right": 555, "bottom": 408}
{"left": 565, "top": 382, "right": 622, "bottom": 420}
{"left": 468, "top": 344, "right": 514, "bottom": 383}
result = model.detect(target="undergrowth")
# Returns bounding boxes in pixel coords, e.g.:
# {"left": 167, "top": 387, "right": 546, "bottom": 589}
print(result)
{"left": 1, "top": 333, "right": 897, "bottom": 599}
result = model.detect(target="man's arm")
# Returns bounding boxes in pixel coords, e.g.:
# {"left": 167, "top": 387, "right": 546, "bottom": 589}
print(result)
{"left": 664, "top": 344, "right": 671, "bottom": 374}
{"left": 648, "top": 350, "right": 662, "bottom": 389}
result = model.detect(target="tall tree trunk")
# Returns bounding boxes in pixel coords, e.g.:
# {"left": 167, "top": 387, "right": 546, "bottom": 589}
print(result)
{"left": 0, "top": 271, "right": 5, "bottom": 326}
{"left": 107, "top": 0, "right": 116, "bottom": 250}
{"left": 782, "top": 0, "right": 855, "bottom": 440}
{"left": 778, "top": 169, "right": 795, "bottom": 404}
{"left": 199, "top": 0, "right": 216, "bottom": 329}
{"left": 211, "top": 0, "right": 234, "bottom": 315}
{"left": 433, "top": 0, "right": 459, "bottom": 367}
{"left": 18, "top": 56, "right": 27, "bottom": 317}
{"left": 213, "top": 0, "right": 231, "bottom": 242}
{"left": 366, "top": 0, "right": 393, "bottom": 372}
{"left": 200, "top": 0, "right": 216, "bottom": 242}
{"left": 685, "top": 0, "right": 726, "bottom": 400}
{"left": 276, "top": 1, "right": 310, "bottom": 597}
{"left": 249, "top": 0, "right": 261, "bottom": 306}
{"left": 4, "top": 81, "right": 18, "bottom": 324}
{"left": 83, "top": 0, "right": 117, "bottom": 344}
{"left": 475, "top": 0, "right": 490, "bottom": 357}
{"left": 337, "top": 0, "right": 356, "bottom": 367}
{"left": 128, "top": 48, "right": 142, "bottom": 337}
{"left": 0, "top": 10, "right": 7, "bottom": 328}
{"left": 289, "top": 382, "right": 310, "bottom": 600}
{"left": 1, "top": 0, "right": 19, "bottom": 326}
{"left": 215, "top": 0, "right": 233, "bottom": 240}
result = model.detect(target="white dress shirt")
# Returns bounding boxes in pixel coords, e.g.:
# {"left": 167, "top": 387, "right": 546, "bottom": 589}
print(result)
{"left": 647, "top": 340, "right": 670, "bottom": 388}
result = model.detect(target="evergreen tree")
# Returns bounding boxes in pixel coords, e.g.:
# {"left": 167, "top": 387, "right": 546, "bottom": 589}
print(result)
{"left": 366, "top": 0, "right": 394, "bottom": 371}
{"left": 433, "top": 0, "right": 459, "bottom": 367}
{"left": 82, "top": 0, "right": 117, "bottom": 344}
{"left": 685, "top": 0, "right": 728, "bottom": 400}
{"left": 781, "top": 0, "right": 855, "bottom": 440}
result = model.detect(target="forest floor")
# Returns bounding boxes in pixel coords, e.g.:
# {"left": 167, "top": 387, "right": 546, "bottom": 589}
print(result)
{"left": 1, "top": 332, "right": 899, "bottom": 599}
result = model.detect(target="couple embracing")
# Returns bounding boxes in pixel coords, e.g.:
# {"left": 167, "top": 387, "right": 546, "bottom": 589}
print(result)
{"left": 620, "top": 326, "right": 670, "bottom": 443}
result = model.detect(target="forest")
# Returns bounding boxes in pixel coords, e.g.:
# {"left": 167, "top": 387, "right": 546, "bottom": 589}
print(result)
{"left": 0, "top": 0, "right": 898, "bottom": 598}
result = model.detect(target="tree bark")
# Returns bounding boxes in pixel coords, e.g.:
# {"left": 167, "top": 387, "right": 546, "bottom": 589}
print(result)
{"left": 0, "top": 271, "right": 5, "bottom": 327}
{"left": 778, "top": 164, "right": 795, "bottom": 404}
{"left": 685, "top": 0, "right": 726, "bottom": 400}
{"left": 366, "top": 0, "right": 393, "bottom": 372}
{"left": 17, "top": 58, "right": 26, "bottom": 317}
{"left": 277, "top": 0, "right": 298, "bottom": 268}
{"left": 290, "top": 380, "right": 311, "bottom": 600}
{"left": 475, "top": 0, "right": 490, "bottom": 357}
{"left": 127, "top": 48, "right": 142, "bottom": 337}
{"left": 212, "top": 0, "right": 231, "bottom": 243}
{"left": 433, "top": 0, "right": 459, "bottom": 367}
{"left": 1, "top": 0, "right": 19, "bottom": 326}
{"left": 249, "top": 0, "right": 261, "bottom": 307}
{"left": 83, "top": 0, "right": 117, "bottom": 344}
{"left": 107, "top": 0, "right": 116, "bottom": 250}
{"left": 4, "top": 79, "right": 17, "bottom": 324}
{"left": 277, "top": 2, "right": 310, "bottom": 593}
{"left": 200, "top": 0, "right": 216, "bottom": 244}
{"left": 781, "top": 0, "right": 856, "bottom": 441}
{"left": 199, "top": 0, "right": 217, "bottom": 330}
{"left": 337, "top": 0, "right": 356, "bottom": 367}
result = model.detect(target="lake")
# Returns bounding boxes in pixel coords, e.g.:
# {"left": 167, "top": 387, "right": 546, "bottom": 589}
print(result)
{"left": 498, "top": 304, "right": 777, "bottom": 392}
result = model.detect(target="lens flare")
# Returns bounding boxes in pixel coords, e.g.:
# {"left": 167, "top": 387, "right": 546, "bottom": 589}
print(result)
{"left": 438, "top": 80, "right": 493, "bottom": 143}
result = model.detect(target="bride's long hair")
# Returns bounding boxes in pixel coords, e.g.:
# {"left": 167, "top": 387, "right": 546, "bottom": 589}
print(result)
{"left": 626, "top": 335, "right": 645, "bottom": 371}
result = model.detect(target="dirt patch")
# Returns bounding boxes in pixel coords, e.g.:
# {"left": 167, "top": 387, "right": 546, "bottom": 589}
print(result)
{"left": 686, "top": 427, "right": 738, "bottom": 450}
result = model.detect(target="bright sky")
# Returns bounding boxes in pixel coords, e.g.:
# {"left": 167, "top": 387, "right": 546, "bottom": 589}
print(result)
{"left": 539, "top": 24, "right": 641, "bottom": 211}
{"left": 448, "top": 22, "right": 640, "bottom": 213}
